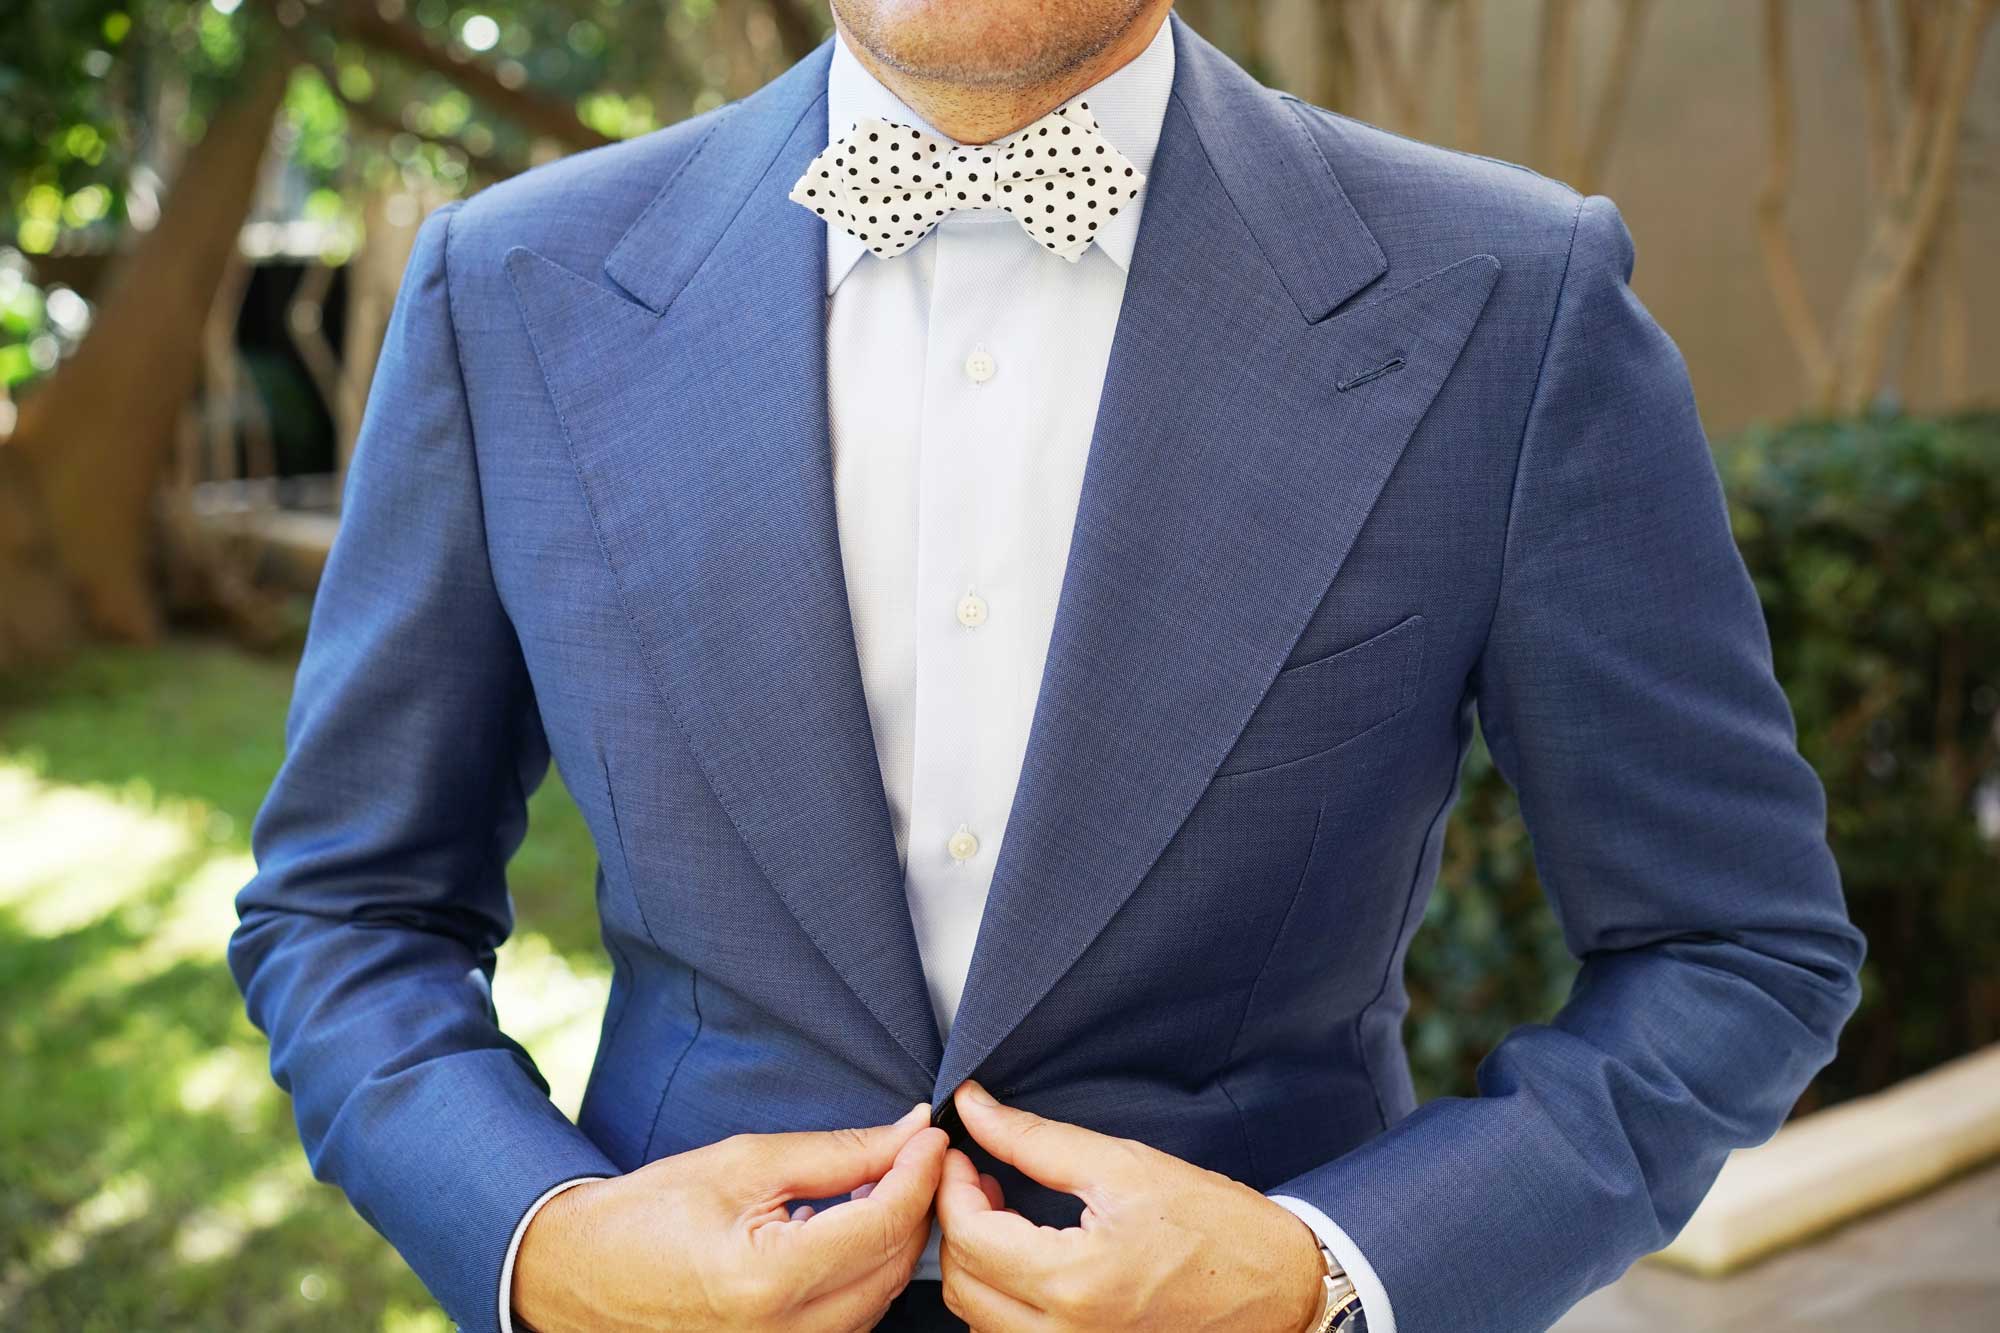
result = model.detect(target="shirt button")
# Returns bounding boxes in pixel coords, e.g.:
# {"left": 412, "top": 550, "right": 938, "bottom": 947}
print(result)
{"left": 963, "top": 347, "right": 996, "bottom": 384}
{"left": 947, "top": 827, "right": 979, "bottom": 861}
{"left": 956, "top": 593, "right": 988, "bottom": 627}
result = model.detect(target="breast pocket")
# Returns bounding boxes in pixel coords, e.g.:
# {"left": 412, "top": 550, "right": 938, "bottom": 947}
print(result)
{"left": 1214, "top": 613, "right": 1428, "bottom": 778}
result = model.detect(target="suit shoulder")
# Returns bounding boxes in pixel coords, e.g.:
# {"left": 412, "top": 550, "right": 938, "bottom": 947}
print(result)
{"left": 442, "top": 105, "right": 733, "bottom": 280}
{"left": 1283, "top": 97, "right": 1584, "bottom": 273}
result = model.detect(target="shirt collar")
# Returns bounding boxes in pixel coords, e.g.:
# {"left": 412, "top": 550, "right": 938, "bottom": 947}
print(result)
{"left": 821, "top": 14, "right": 1175, "bottom": 293}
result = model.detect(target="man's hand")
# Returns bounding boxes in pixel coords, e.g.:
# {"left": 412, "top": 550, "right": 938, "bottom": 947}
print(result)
{"left": 512, "top": 1102, "right": 947, "bottom": 1333}
{"left": 935, "top": 1081, "right": 1327, "bottom": 1333}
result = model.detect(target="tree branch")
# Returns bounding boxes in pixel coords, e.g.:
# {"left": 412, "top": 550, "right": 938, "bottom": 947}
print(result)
{"left": 1755, "top": 0, "right": 1832, "bottom": 398}
{"left": 328, "top": 0, "right": 613, "bottom": 152}
{"left": 1453, "top": 0, "right": 1483, "bottom": 150}
{"left": 1853, "top": 0, "right": 1894, "bottom": 198}
{"left": 1532, "top": 0, "right": 1578, "bottom": 178}
{"left": 1366, "top": 0, "right": 1423, "bottom": 134}
{"left": 1576, "top": 0, "right": 1653, "bottom": 195}
{"left": 1832, "top": 0, "right": 1997, "bottom": 413}
{"left": 286, "top": 29, "right": 522, "bottom": 180}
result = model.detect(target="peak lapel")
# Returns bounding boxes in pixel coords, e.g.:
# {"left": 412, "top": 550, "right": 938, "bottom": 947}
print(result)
{"left": 935, "top": 16, "right": 1501, "bottom": 1097}
{"left": 507, "top": 42, "right": 945, "bottom": 1081}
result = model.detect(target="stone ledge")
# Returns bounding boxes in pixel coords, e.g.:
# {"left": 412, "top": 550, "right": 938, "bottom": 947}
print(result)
{"left": 1652, "top": 1043, "right": 2000, "bottom": 1276}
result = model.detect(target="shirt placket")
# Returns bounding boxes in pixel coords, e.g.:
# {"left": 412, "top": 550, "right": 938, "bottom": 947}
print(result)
{"left": 903, "top": 215, "right": 1027, "bottom": 1037}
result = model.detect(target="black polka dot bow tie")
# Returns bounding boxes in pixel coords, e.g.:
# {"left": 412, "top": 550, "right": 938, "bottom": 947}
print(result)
{"left": 789, "top": 98, "right": 1144, "bottom": 263}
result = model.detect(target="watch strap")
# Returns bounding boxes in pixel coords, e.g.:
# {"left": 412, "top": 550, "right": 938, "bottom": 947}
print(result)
{"left": 1306, "top": 1239, "right": 1367, "bottom": 1333}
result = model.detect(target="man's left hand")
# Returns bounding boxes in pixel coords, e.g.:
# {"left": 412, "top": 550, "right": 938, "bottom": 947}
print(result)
{"left": 934, "top": 1080, "right": 1327, "bottom": 1332}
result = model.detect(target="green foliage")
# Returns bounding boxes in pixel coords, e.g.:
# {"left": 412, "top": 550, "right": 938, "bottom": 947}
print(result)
{"left": 1408, "top": 412, "right": 2000, "bottom": 1111}
{"left": 1728, "top": 412, "right": 2000, "bottom": 1106}
{"left": 0, "top": 252, "right": 90, "bottom": 390}
{"left": 0, "top": 2, "right": 256, "bottom": 250}
{"left": 0, "top": 1, "right": 701, "bottom": 257}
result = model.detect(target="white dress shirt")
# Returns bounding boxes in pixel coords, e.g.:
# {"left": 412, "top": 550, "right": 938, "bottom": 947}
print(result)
{"left": 824, "top": 17, "right": 1168, "bottom": 1042}
{"left": 502, "top": 17, "right": 1392, "bottom": 1330}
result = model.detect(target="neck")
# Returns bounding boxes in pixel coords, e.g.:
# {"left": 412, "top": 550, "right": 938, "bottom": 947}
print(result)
{"left": 831, "top": 4, "right": 1171, "bottom": 145}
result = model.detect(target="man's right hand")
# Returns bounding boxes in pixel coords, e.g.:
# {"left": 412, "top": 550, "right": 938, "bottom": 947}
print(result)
{"left": 511, "top": 1103, "right": 946, "bottom": 1332}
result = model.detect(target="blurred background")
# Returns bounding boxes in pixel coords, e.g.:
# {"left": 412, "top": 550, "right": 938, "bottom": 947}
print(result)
{"left": 0, "top": 1, "right": 1995, "bottom": 1329}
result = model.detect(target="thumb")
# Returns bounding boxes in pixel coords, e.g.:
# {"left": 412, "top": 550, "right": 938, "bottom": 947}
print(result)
{"left": 741, "top": 1102, "right": 932, "bottom": 1199}
{"left": 951, "top": 1081, "right": 1119, "bottom": 1198}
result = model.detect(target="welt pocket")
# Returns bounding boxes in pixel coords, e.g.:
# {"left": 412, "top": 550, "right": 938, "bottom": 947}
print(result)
{"left": 1214, "top": 613, "right": 1428, "bottom": 777}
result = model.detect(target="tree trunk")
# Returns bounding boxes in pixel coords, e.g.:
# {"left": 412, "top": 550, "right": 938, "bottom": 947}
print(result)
{"left": 8, "top": 60, "right": 292, "bottom": 648}
{"left": 0, "top": 450, "right": 80, "bottom": 668}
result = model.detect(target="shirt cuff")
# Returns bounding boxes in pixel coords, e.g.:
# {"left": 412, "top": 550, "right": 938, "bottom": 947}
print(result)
{"left": 498, "top": 1176, "right": 607, "bottom": 1333}
{"left": 1269, "top": 1193, "right": 1396, "bottom": 1333}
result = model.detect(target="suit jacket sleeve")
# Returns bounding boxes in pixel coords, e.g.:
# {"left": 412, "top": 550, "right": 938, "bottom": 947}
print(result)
{"left": 1267, "top": 194, "right": 1866, "bottom": 1332}
{"left": 228, "top": 199, "right": 619, "bottom": 1332}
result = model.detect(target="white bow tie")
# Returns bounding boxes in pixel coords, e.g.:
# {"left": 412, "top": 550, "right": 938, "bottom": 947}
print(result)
{"left": 789, "top": 97, "right": 1145, "bottom": 263}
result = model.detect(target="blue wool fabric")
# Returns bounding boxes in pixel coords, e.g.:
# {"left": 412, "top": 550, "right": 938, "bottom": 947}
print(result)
{"left": 231, "top": 13, "right": 1864, "bottom": 1331}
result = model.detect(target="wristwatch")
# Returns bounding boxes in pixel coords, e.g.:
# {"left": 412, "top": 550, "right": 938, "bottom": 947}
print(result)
{"left": 1304, "top": 1238, "right": 1368, "bottom": 1333}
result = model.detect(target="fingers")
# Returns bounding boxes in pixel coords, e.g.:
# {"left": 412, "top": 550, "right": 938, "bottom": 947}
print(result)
{"left": 937, "top": 1148, "right": 1073, "bottom": 1291}
{"left": 788, "top": 1125, "right": 948, "bottom": 1299}
{"left": 742, "top": 1101, "right": 933, "bottom": 1200}
{"left": 856, "top": 1124, "right": 949, "bottom": 1243}
{"left": 979, "top": 1171, "right": 1007, "bottom": 1213}
{"left": 939, "top": 1204, "right": 1070, "bottom": 1291}
{"left": 941, "top": 1261, "right": 1053, "bottom": 1333}
{"left": 794, "top": 1201, "right": 932, "bottom": 1333}
{"left": 951, "top": 1081, "right": 1122, "bottom": 1198}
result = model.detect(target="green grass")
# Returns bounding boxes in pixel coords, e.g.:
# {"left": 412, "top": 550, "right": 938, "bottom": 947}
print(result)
{"left": 0, "top": 636, "right": 610, "bottom": 1331}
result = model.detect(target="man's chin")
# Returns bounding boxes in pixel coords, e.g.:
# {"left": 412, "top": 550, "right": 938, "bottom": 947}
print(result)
{"left": 832, "top": 0, "right": 1150, "bottom": 89}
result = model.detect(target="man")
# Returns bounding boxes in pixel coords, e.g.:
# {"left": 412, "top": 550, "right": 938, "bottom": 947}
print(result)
{"left": 229, "top": 1, "right": 1867, "bottom": 1329}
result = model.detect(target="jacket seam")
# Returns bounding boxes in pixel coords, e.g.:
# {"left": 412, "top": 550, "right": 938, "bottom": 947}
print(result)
{"left": 1216, "top": 799, "right": 1328, "bottom": 1182}
{"left": 1351, "top": 677, "right": 1477, "bottom": 1131}
{"left": 1282, "top": 92, "right": 1581, "bottom": 194}
{"left": 1167, "top": 86, "right": 1300, "bottom": 321}
{"left": 641, "top": 968, "right": 705, "bottom": 1162}
{"left": 1273, "top": 95, "right": 1388, "bottom": 316}
{"left": 650, "top": 89, "right": 826, "bottom": 317}
{"left": 1474, "top": 191, "right": 1589, "bottom": 657}
{"left": 436, "top": 197, "right": 523, "bottom": 980}
{"left": 604, "top": 105, "right": 735, "bottom": 309}
{"left": 612, "top": 108, "right": 730, "bottom": 253}
{"left": 591, "top": 745, "right": 656, "bottom": 1070}
{"left": 436, "top": 200, "right": 482, "bottom": 478}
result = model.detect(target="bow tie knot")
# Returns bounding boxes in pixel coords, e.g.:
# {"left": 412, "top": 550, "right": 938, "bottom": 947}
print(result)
{"left": 790, "top": 98, "right": 1144, "bottom": 263}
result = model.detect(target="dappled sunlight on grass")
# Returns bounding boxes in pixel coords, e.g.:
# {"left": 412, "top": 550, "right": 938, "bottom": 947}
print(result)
{"left": 0, "top": 1172, "right": 154, "bottom": 1314}
{"left": 170, "top": 1162, "right": 313, "bottom": 1266}
{"left": 0, "top": 639, "right": 613, "bottom": 1329}
{"left": 0, "top": 762, "right": 202, "bottom": 935}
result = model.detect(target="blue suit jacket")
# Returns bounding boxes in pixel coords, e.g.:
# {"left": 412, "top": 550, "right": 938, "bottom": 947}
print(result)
{"left": 230, "top": 14, "right": 1865, "bottom": 1331}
